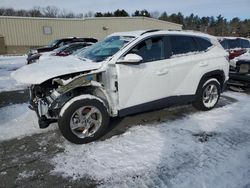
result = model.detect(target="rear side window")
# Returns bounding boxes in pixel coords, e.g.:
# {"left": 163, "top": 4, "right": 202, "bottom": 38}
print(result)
{"left": 195, "top": 37, "right": 213, "bottom": 51}
{"left": 227, "top": 39, "right": 241, "bottom": 49}
{"left": 220, "top": 38, "right": 250, "bottom": 49}
{"left": 169, "top": 35, "right": 199, "bottom": 56}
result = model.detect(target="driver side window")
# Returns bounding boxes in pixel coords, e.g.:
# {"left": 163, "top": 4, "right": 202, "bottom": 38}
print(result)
{"left": 128, "top": 36, "right": 165, "bottom": 63}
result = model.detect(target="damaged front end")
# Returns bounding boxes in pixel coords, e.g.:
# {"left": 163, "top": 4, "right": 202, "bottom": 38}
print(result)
{"left": 29, "top": 71, "right": 106, "bottom": 129}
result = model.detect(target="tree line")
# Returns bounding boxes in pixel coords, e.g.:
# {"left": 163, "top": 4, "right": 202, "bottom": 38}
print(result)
{"left": 0, "top": 6, "right": 249, "bottom": 37}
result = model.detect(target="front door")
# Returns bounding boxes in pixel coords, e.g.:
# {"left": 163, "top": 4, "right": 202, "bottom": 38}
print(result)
{"left": 116, "top": 36, "right": 173, "bottom": 110}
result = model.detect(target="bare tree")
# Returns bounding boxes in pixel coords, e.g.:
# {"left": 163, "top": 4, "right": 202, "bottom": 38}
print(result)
{"left": 0, "top": 8, "right": 15, "bottom": 16}
{"left": 16, "top": 9, "right": 28, "bottom": 17}
{"left": 42, "top": 6, "right": 59, "bottom": 18}
{"left": 29, "top": 7, "right": 43, "bottom": 17}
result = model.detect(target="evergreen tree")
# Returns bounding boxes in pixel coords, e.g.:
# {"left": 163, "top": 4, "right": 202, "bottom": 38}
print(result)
{"left": 132, "top": 9, "right": 151, "bottom": 17}
{"left": 159, "top": 12, "right": 168, "bottom": 21}
{"left": 113, "top": 9, "right": 129, "bottom": 17}
{"left": 94, "top": 12, "right": 103, "bottom": 17}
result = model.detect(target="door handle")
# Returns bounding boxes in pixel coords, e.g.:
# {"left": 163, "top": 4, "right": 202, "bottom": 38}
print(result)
{"left": 156, "top": 69, "right": 169, "bottom": 76}
{"left": 199, "top": 62, "right": 208, "bottom": 67}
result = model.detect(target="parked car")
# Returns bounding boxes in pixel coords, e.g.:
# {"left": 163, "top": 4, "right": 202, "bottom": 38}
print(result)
{"left": 218, "top": 37, "right": 250, "bottom": 90}
{"left": 12, "top": 30, "right": 229, "bottom": 144}
{"left": 228, "top": 52, "right": 250, "bottom": 90}
{"left": 27, "top": 42, "right": 94, "bottom": 64}
{"left": 27, "top": 37, "right": 97, "bottom": 61}
{"left": 218, "top": 37, "right": 250, "bottom": 60}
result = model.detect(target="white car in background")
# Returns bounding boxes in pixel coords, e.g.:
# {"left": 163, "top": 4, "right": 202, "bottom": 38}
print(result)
{"left": 12, "top": 30, "right": 229, "bottom": 144}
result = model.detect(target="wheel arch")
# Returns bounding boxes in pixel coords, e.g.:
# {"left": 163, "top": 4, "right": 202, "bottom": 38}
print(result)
{"left": 83, "top": 86, "right": 112, "bottom": 113}
{"left": 59, "top": 94, "right": 109, "bottom": 118}
{"left": 196, "top": 70, "right": 226, "bottom": 96}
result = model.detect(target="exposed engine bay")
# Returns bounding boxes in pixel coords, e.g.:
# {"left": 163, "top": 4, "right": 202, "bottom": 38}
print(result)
{"left": 29, "top": 71, "right": 111, "bottom": 128}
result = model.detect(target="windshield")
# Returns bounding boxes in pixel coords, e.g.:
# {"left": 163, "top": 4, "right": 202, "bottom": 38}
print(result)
{"left": 77, "top": 35, "right": 134, "bottom": 62}
{"left": 53, "top": 44, "right": 70, "bottom": 53}
{"left": 72, "top": 47, "right": 87, "bottom": 55}
{"left": 48, "top": 39, "right": 59, "bottom": 47}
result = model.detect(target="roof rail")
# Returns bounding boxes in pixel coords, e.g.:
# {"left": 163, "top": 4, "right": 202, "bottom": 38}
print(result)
{"left": 140, "top": 29, "right": 161, "bottom": 35}
{"left": 167, "top": 29, "right": 182, "bottom": 32}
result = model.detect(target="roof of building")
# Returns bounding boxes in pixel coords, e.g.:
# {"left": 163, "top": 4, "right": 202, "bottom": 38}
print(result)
{"left": 0, "top": 16, "right": 182, "bottom": 27}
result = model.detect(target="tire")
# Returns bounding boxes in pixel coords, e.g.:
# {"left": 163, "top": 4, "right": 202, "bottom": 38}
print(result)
{"left": 58, "top": 98, "right": 110, "bottom": 144}
{"left": 193, "top": 78, "right": 221, "bottom": 111}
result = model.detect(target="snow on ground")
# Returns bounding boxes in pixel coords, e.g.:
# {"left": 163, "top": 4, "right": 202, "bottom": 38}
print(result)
{"left": 0, "top": 103, "right": 56, "bottom": 141}
{"left": 0, "top": 55, "right": 27, "bottom": 92}
{"left": 51, "top": 92, "right": 250, "bottom": 188}
{"left": 17, "top": 170, "right": 36, "bottom": 180}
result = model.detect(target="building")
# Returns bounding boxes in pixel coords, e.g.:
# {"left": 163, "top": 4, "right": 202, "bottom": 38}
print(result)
{"left": 0, "top": 16, "right": 182, "bottom": 54}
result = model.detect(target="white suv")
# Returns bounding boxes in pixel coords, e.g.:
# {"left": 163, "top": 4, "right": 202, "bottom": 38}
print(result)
{"left": 12, "top": 30, "right": 229, "bottom": 144}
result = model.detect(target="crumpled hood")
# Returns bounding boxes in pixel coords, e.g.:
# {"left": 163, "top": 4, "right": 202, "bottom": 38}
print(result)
{"left": 11, "top": 56, "right": 103, "bottom": 84}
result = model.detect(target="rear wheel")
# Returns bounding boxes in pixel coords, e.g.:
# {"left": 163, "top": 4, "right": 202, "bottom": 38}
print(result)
{"left": 58, "top": 98, "right": 109, "bottom": 144}
{"left": 193, "top": 78, "right": 221, "bottom": 111}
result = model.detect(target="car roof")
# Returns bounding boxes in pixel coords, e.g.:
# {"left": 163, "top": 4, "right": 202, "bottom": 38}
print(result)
{"left": 66, "top": 42, "right": 94, "bottom": 46}
{"left": 109, "top": 29, "right": 216, "bottom": 40}
{"left": 57, "top": 37, "right": 97, "bottom": 42}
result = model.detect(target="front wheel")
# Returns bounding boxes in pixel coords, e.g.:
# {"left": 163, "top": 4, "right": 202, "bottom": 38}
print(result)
{"left": 193, "top": 78, "right": 221, "bottom": 111}
{"left": 58, "top": 97, "right": 110, "bottom": 144}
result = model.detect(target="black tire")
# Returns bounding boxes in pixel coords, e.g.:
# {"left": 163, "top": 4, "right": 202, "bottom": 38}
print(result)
{"left": 58, "top": 98, "right": 110, "bottom": 144}
{"left": 193, "top": 78, "right": 221, "bottom": 111}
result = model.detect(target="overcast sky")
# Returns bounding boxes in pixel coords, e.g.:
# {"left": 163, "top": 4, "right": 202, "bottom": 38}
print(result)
{"left": 0, "top": 0, "right": 249, "bottom": 19}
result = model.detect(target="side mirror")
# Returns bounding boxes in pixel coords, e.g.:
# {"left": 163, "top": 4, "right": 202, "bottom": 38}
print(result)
{"left": 117, "top": 54, "right": 143, "bottom": 64}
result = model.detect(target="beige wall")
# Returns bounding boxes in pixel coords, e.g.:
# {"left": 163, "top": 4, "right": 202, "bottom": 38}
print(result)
{"left": 0, "top": 16, "right": 182, "bottom": 54}
{"left": 0, "top": 17, "right": 85, "bottom": 46}
{"left": 0, "top": 36, "right": 6, "bottom": 54}
{"left": 83, "top": 17, "right": 182, "bottom": 39}
{"left": 6, "top": 45, "right": 38, "bottom": 54}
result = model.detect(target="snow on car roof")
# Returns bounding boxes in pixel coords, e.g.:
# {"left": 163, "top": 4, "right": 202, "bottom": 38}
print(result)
{"left": 217, "top": 36, "right": 249, "bottom": 40}
{"left": 109, "top": 30, "right": 216, "bottom": 41}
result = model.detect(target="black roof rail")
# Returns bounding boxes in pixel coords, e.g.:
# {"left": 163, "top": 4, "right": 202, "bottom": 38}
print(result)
{"left": 167, "top": 29, "right": 182, "bottom": 31}
{"left": 140, "top": 29, "right": 161, "bottom": 35}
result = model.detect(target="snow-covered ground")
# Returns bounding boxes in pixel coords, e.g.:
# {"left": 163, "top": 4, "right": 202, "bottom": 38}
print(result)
{"left": 0, "top": 91, "right": 249, "bottom": 187}
{"left": 50, "top": 92, "right": 250, "bottom": 188}
{"left": 0, "top": 55, "right": 27, "bottom": 92}
{"left": 0, "top": 103, "right": 56, "bottom": 141}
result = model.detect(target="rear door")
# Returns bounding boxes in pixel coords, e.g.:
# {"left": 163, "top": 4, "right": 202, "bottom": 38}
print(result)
{"left": 168, "top": 35, "right": 211, "bottom": 95}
